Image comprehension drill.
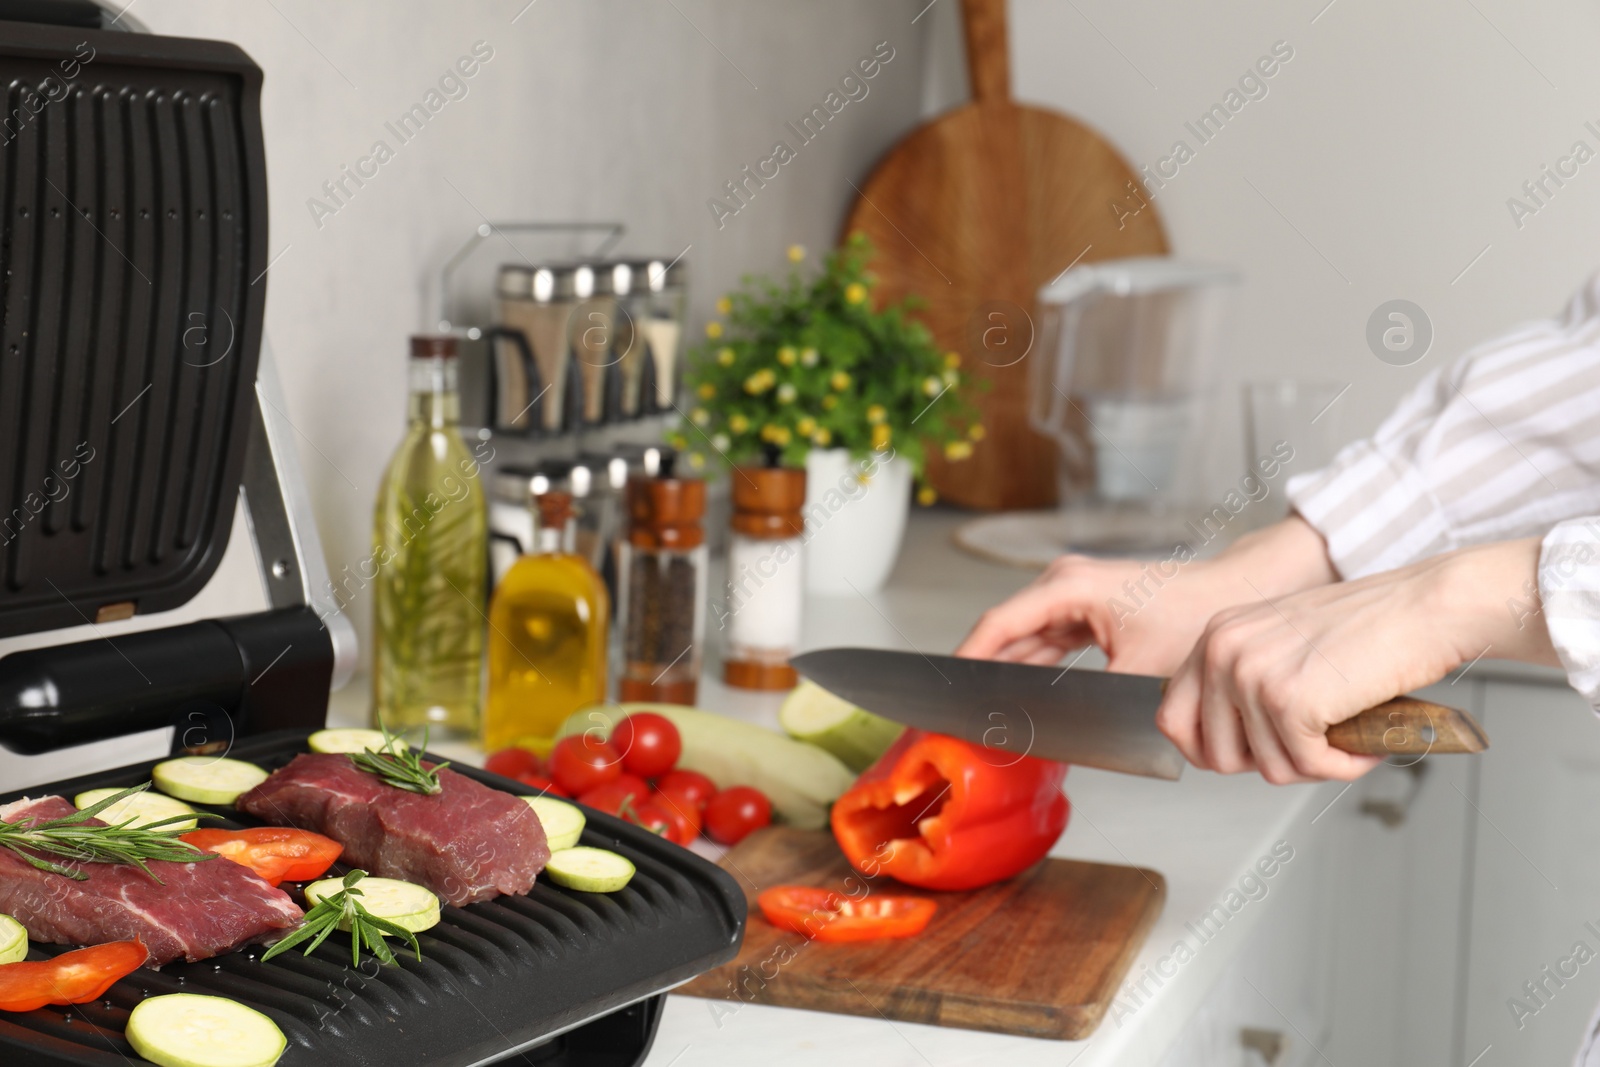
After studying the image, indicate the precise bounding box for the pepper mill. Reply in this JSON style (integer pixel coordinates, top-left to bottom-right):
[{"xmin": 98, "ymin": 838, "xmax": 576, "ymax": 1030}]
[{"xmin": 617, "ymin": 475, "xmax": 708, "ymax": 704}]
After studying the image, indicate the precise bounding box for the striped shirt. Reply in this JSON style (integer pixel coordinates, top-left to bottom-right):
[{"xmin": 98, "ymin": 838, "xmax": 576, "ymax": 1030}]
[{"xmin": 1286, "ymin": 271, "xmax": 1600, "ymax": 709}]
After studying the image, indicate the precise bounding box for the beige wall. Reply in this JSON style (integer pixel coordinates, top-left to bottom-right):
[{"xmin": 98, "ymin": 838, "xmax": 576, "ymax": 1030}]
[
  {"xmin": 129, "ymin": 0, "xmax": 937, "ymax": 665},
  {"xmin": 113, "ymin": 0, "xmax": 1600, "ymax": 648},
  {"xmin": 1002, "ymin": 0, "xmax": 1600, "ymax": 485}
]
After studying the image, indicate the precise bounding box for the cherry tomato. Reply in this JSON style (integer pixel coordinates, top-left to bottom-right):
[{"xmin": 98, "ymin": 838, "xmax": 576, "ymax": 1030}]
[
  {"xmin": 611, "ymin": 772, "xmax": 652, "ymax": 799},
  {"xmin": 578, "ymin": 777, "xmax": 652, "ymax": 815},
  {"xmin": 656, "ymin": 769, "xmax": 716, "ymax": 814},
  {"xmin": 651, "ymin": 789, "xmax": 702, "ymax": 846},
  {"xmin": 548, "ymin": 735, "xmax": 622, "ymax": 796},
  {"xmin": 704, "ymin": 786, "xmax": 772, "ymax": 845},
  {"xmin": 625, "ymin": 798, "xmax": 675, "ymax": 838},
  {"xmin": 611, "ymin": 713, "xmax": 682, "ymax": 779},
  {"xmin": 0, "ymin": 940, "xmax": 148, "ymax": 1012},
  {"xmin": 180, "ymin": 828, "xmax": 343, "ymax": 886},
  {"xmin": 758, "ymin": 886, "xmax": 937, "ymax": 943},
  {"xmin": 516, "ymin": 773, "xmax": 568, "ymax": 798},
  {"xmin": 485, "ymin": 747, "xmax": 541, "ymax": 780}
]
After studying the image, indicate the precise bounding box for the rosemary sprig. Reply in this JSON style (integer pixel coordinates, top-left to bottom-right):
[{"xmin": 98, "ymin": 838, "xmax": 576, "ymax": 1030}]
[
  {"xmin": 348, "ymin": 724, "xmax": 446, "ymax": 796},
  {"xmin": 261, "ymin": 869, "xmax": 422, "ymax": 968},
  {"xmin": 0, "ymin": 783, "xmax": 216, "ymax": 882}
]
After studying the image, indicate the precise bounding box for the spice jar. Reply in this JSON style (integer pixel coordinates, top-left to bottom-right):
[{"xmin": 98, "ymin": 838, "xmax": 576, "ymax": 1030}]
[
  {"xmin": 497, "ymin": 265, "xmax": 568, "ymax": 431},
  {"xmin": 633, "ymin": 257, "xmax": 688, "ymax": 413},
  {"xmin": 618, "ymin": 474, "xmax": 707, "ymax": 704},
  {"xmin": 723, "ymin": 466, "xmax": 806, "ymax": 690}
]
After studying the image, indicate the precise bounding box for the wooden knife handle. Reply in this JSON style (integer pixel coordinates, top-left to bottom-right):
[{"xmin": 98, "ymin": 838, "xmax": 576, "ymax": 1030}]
[
  {"xmin": 961, "ymin": 0, "xmax": 1011, "ymax": 103},
  {"xmin": 1325, "ymin": 696, "xmax": 1489, "ymax": 756}
]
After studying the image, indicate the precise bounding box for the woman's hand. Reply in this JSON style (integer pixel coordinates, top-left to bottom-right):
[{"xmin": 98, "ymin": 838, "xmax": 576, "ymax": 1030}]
[
  {"xmin": 1156, "ymin": 537, "xmax": 1559, "ymax": 783},
  {"xmin": 955, "ymin": 516, "xmax": 1338, "ymax": 677}
]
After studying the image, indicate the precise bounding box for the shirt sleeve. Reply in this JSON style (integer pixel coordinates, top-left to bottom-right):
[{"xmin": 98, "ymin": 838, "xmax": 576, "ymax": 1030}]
[
  {"xmin": 1539, "ymin": 517, "xmax": 1600, "ymax": 709},
  {"xmin": 1287, "ymin": 271, "xmax": 1600, "ymax": 579}
]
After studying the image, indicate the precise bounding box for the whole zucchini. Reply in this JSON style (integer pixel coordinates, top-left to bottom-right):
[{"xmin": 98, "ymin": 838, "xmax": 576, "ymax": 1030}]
[{"xmin": 556, "ymin": 703, "xmax": 855, "ymax": 830}]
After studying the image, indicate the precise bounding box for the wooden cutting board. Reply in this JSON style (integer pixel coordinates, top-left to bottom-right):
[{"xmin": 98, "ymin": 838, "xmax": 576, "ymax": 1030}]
[
  {"xmin": 678, "ymin": 828, "xmax": 1166, "ymax": 1040},
  {"xmin": 843, "ymin": 0, "xmax": 1168, "ymax": 510}
]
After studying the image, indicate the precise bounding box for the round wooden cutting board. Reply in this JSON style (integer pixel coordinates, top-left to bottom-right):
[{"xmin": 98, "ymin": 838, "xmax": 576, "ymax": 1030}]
[{"xmin": 843, "ymin": 0, "xmax": 1168, "ymax": 510}]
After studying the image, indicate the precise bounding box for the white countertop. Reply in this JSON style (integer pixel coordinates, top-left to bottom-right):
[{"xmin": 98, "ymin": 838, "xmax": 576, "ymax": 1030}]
[{"xmin": 320, "ymin": 510, "xmax": 1399, "ymax": 1064}]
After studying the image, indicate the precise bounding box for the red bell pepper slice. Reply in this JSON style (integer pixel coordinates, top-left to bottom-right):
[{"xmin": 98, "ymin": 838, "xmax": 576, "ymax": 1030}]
[
  {"xmin": 831, "ymin": 729, "xmax": 1069, "ymax": 891},
  {"xmin": 758, "ymin": 885, "xmax": 937, "ymax": 943},
  {"xmin": 180, "ymin": 827, "xmax": 343, "ymax": 886},
  {"xmin": 0, "ymin": 940, "xmax": 148, "ymax": 1012}
]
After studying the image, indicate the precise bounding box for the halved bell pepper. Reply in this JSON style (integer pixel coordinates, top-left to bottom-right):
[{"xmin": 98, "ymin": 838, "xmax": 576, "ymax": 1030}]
[
  {"xmin": 179, "ymin": 827, "xmax": 343, "ymax": 887},
  {"xmin": 0, "ymin": 940, "xmax": 148, "ymax": 1012},
  {"xmin": 830, "ymin": 729, "xmax": 1069, "ymax": 891},
  {"xmin": 757, "ymin": 885, "xmax": 937, "ymax": 942}
]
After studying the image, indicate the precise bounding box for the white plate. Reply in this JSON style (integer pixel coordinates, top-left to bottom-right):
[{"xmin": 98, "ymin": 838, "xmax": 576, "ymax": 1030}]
[{"xmin": 953, "ymin": 505, "xmax": 1223, "ymax": 569}]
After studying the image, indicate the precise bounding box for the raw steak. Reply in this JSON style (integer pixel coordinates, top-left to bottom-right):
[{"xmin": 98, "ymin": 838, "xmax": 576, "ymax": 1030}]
[
  {"xmin": 0, "ymin": 796, "xmax": 303, "ymax": 966},
  {"xmin": 238, "ymin": 753, "xmax": 549, "ymax": 906}
]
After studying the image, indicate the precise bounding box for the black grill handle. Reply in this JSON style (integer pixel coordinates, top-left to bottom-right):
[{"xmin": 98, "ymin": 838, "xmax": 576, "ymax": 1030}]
[
  {"xmin": 0, "ymin": 606, "xmax": 332, "ymax": 755},
  {"xmin": 0, "ymin": 0, "xmax": 102, "ymax": 27}
]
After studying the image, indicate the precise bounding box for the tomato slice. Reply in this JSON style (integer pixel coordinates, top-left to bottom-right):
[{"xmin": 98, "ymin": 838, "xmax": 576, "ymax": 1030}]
[
  {"xmin": 757, "ymin": 886, "xmax": 937, "ymax": 943},
  {"xmin": 180, "ymin": 827, "xmax": 343, "ymax": 886},
  {"xmin": 0, "ymin": 940, "xmax": 147, "ymax": 1012}
]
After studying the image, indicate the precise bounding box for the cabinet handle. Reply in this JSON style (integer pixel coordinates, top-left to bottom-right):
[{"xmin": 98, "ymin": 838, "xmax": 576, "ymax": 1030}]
[
  {"xmin": 1241, "ymin": 1027, "xmax": 1286, "ymax": 1065},
  {"xmin": 1359, "ymin": 761, "xmax": 1430, "ymax": 828}
]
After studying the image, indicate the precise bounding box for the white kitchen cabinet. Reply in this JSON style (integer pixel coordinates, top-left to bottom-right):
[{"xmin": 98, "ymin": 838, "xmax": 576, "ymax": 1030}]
[
  {"xmin": 1153, "ymin": 821, "xmax": 1335, "ymax": 1067},
  {"xmin": 1458, "ymin": 676, "xmax": 1600, "ymax": 1065},
  {"xmin": 1154, "ymin": 672, "xmax": 1600, "ymax": 1067},
  {"xmin": 1157, "ymin": 680, "xmax": 1481, "ymax": 1067}
]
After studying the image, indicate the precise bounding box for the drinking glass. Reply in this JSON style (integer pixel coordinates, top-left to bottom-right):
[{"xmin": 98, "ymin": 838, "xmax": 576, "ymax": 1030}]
[{"xmin": 1242, "ymin": 380, "xmax": 1347, "ymax": 511}]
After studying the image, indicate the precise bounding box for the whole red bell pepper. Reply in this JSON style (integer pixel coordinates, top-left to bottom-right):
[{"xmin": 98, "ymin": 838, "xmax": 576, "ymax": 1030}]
[{"xmin": 830, "ymin": 729, "xmax": 1069, "ymax": 891}]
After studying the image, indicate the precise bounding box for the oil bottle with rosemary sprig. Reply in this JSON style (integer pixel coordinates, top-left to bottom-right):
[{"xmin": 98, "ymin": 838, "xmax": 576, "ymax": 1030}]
[{"xmin": 371, "ymin": 335, "xmax": 488, "ymax": 742}]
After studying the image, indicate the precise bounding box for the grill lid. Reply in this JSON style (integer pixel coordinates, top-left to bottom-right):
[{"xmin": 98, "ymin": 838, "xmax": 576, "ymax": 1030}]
[{"xmin": 0, "ymin": 16, "xmax": 268, "ymax": 638}]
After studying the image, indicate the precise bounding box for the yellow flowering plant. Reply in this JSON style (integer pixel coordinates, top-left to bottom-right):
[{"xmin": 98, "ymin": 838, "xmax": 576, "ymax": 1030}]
[{"xmin": 677, "ymin": 233, "xmax": 979, "ymax": 485}]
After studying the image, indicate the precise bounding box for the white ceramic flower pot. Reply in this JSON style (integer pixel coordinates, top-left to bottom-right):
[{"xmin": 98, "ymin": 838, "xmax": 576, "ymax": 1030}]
[{"xmin": 802, "ymin": 448, "xmax": 913, "ymax": 596}]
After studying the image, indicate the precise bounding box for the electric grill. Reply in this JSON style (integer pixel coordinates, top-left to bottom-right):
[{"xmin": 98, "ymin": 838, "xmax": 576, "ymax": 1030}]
[{"xmin": 0, "ymin": 5, "xmax": 744, "ymax": 1064}]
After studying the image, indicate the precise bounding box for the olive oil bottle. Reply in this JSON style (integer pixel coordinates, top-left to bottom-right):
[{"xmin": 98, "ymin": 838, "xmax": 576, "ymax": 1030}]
[
  {"xmin": 484, "ymin": 489, "xmax": 609, "ymax": 753},
  {"xmin": 371, "ymin": 335, "xmax": 488, "ymax": 740}
]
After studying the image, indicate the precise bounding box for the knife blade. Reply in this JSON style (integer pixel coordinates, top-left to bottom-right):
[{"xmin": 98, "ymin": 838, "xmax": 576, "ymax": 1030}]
[{"xmin": 789, "ymin": 647, "xmax": 1489, "ymax": 780}]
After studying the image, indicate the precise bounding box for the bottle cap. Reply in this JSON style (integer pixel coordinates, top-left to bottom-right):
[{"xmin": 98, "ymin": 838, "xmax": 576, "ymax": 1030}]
[
  {"xmin": 410, "ymin": 335, "xmax": 458, "ymax": 360},
  {"xmin": 496, "ymin": 265, "xmax": 533, "ymax": 299},
  {"xmin": 534, "ymin": 489, "xmax": 575, "ymax": 529},
  {"xmin": 632, "ymin": 258, "xmax": 688, "ymax": 293}
]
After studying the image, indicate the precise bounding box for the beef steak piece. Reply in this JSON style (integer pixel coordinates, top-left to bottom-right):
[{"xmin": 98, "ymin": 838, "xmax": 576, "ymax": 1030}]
[
  {"xmin": 238, "ymin": 753, "xmax": 549, "ymax": 906},
  {"xmin": 0, "ymin": 796, "xmax": 303, "ymax": 966}
]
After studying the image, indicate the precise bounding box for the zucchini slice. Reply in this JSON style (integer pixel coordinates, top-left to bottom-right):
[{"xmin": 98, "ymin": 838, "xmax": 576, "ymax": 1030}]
[
  {"xmin": 525, "ymin": 796, "xmax": 585, "ymax": 851},
  {"xmin": 126, "ymin": 993, "xmax": 286, "ymax": 1067},
  {"xmin": 304, "ymin": 876, "xmax": 441, "ymax": 934},
  {"xmin": 74, "ymin": 787, "xmax": 198, "ymax": 831},
  {"xmin": 151, "ymin": 757, "xmax": 269, "ymax": 806},
  {"xmin": 307, "ymin": 728, "xmax": 389, "ymax": 754},
  {"xmin": 545, "ymin": 847, "xmax": 635, "ymax": 893},
  {"xmin": 0, "ymin": 914, "xmax": 27, "ymax": 964}
]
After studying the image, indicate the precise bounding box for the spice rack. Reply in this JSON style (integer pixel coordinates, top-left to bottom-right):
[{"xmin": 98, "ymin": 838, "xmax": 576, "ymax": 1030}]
[{"xmin": 436, "ymin": 221, "xmax": 687, "ymax": 460}]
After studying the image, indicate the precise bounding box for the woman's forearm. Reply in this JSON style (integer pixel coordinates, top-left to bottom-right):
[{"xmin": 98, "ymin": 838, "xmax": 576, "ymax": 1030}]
[
  {"xmin": 1429, "ymin": 537, "xmax": 1561, "ymax": 668},
  {"xmin": 1155, "ymin": 534, "xmax": 1559, "ymax": 783},
  {"xmin": 1213, "ymin": 514, "xmax": 1339, "ymax": 598}
]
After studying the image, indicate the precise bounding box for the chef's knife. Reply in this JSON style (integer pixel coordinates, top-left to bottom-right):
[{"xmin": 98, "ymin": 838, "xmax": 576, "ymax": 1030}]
[{"xmin": 789, "ymin": 647, "xmax": 1488, "ymax": 781}]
